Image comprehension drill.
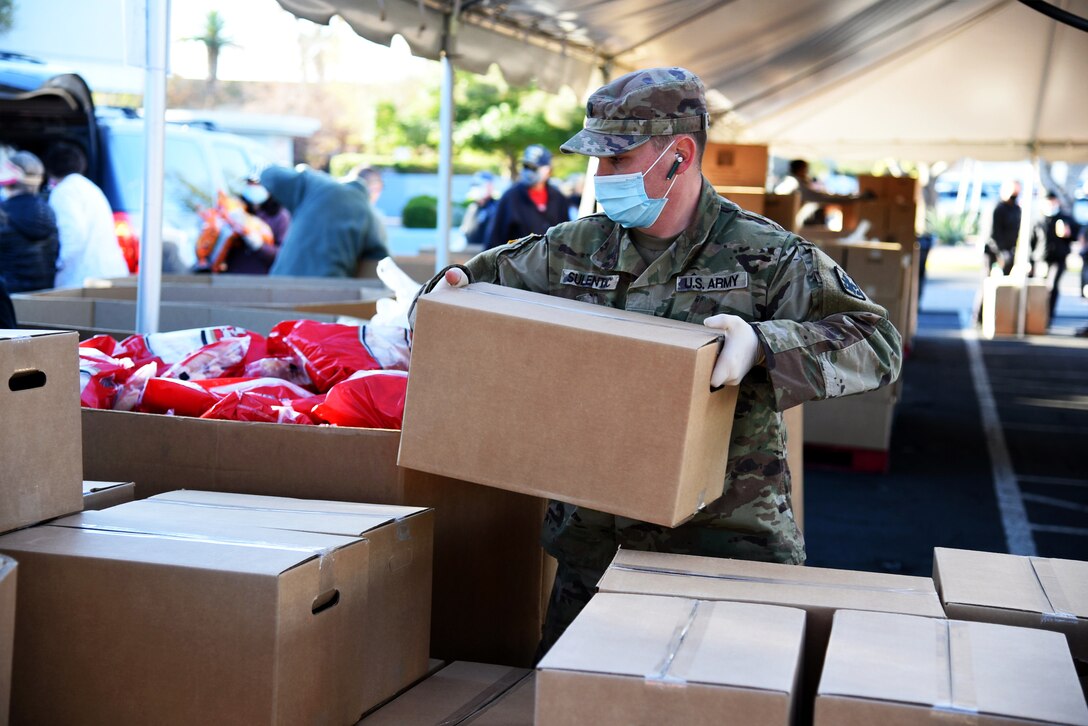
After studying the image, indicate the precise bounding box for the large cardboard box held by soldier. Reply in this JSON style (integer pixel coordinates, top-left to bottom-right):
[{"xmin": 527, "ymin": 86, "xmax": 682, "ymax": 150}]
[
  {"xmin": 0, "ymin": 512, "xmax": 374, "ymax": 725},
  {"xmin": 65, "ymin": 491, "xmax": 434, "ymax": 712},
  {"xmin": 81, "ymin": 408, "xmax": 549, "ymax": 667},
  {"xmin": 815, "ymin": 610, "xmax": 1088, "ymax": 726},
  {"xmin": 0, "ymin": 556, "xmax": 15, "ymax": 726},
  {"xmin": 536, "ymin": 593, "xmax": 804, "ymax": 726},
  {"xmin": 358, "ymin": 662, "xmax": 534, "ymax": 725},
  {"xmin": 596, "ymin": 550, "xmax": 945, "ymax": 713},
  {"xmin": 933, "ymin": 548, "xmax": 1088, "ymax": 665},
  {"xmin": 400, "ymin": 283, "xmax": 740, "ymax": 528},
  {"xmin": 0, "ymin": 330, "xmax": 83, "ymax": 534}
]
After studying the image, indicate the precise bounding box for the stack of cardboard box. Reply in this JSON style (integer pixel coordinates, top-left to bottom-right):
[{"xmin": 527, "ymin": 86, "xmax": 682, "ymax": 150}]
[{"xmin": 704, "ymin": 142, "xmax": 769, "ymax": 215}]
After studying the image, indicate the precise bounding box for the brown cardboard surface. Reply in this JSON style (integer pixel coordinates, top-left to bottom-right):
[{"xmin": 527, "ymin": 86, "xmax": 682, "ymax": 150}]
[
  {"xmin": 36, "ymin": 282, "xmax": 385, "ymax": 305},
  {"xmin": 58, "ymin": 491, "xmax": 433, "ymax": 711},
  {"xmin": 803, "ymin": 391, "xmax": 897, "ymax": 451},
  {"xmin": 81, "ymin": 408, "xmax": 549, "ymax": 666},
  {"xmin": 933, "ymin": 547, "xmax": 1088, "ymax": 663},
  {"xmin": 357, "ymin": 662, "xmax": 532, "ymax": 725},
  {"xmin": 816, "ymin": 610, "xmax": 1088, "ymax": 726},
  {"xmin": 783, "ymin": 404, "xmax": 804, "ymax": 532},
  {"xmin": 81, "ymin": 480, "xmax": 135, "ymax": 510},
  {"xmin": 0, "ymin": 518, "xmax": 372, "ymax": 725},
  {"xmin": 0, "ymin": 556, "xmax": 15, "ymax": 726},
  {"xmin": 399, "ymin": 283, "xmax": 739, "ymax": 527},
  {"xmin": 716, "ymin": 189, "xmax": 765, "ymax": 215},
  {"xmin": 982, "ymin": 278, "xmax": 1050, "ymax": 338},
  {"xmin": 0, "ymin": 330, "xmax": 83, "ymax": 533},
  {"xmin": 763, "ymin": 192, "xmax": 802, "ymax": 232},
  {"xmin": 597, "ymin": 549, "xmax": 945, "ymax": 717},
  {"xmin": 702, "ymin": 143, "xmax": 768, "ymax": 188},
  {"xmin": 537, "ymin": 594, "xmax": 802, "ymax": 726}
]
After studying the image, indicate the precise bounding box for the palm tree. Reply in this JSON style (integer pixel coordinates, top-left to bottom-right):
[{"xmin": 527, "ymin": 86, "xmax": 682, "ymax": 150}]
[{"xmin": 185, "ymin": 11, "xmax": 237, "ymax": 98}]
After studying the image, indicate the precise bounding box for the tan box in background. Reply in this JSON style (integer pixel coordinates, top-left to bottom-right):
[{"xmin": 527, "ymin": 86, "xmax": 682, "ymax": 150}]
[
  {"xmin": 70, "ymin": 491, "xmax": 434, "ymax": 711},
  {"xmin": 0, "ymin": 330, "xmax": 82, "ymax": 534},
  {"xmin": 702, "ymin": 143, "xmax": 768, "ymax": 188},
  {"xmin": 933, "ymin": 547, "xmax": 1088, "ymax": 664},
  {"xmin": 981, "ymin": 277, "xmax": 1049, "ymax": 338},
  {"xmin": 0, "ymin": 517, "xmax": 371, "ymax": 725},
  {"xmin": 400, "ymin": 283, "xmax": 739, "ymax": 528},
  {"xmin": 536, "ymin": 593, "xmax": 804, "ymax": 726},
  {"xmin": 763, "ymin": 192, "xmax": 802, "ymax": 232},
  {"xmin": 803, "ymin": 392, "xmax": 897, "ymax": 452},
  {"xmin": 357, "ymin": 662, "xmax": 533, "ymax": 726},
  {"xmin": 81, "ymin": 480, "xmax": 135, "ymax": 511},
  {"xmin": 82, "ymin": 408, "xmax": 549, "ymax": 667},
  {"xmin": 596, "ymin": 549, "xmax": 945, "ymax": 712},
  {"xmin": 718, "ymin": 190, "xmax": 765, "ymax": 215},
  {"xmin": 0, "ymin": 556, "xmax": 15, "ymax": 726},
  {"xmin": 816, "ymin": 610, "xmax": 1088, "ymax": 726}
]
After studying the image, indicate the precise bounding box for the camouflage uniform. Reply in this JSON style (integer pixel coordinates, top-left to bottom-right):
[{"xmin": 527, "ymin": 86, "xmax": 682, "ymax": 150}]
[{"xmin": 419, "ymin": 67, "xmax": 903, "ymax": 654}]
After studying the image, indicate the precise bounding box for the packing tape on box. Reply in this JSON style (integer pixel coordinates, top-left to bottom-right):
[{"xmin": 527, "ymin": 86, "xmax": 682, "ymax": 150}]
[
  {"xmin": 435, "ymin": 668, "xmax": 531, "ymax": 726},
  {"xmin": 647, "ymin": 599, "xmax": 712, "ymax": 686},
  {"xmin": 934, "ymin": 620, "xmax": 978, "ymax": 717},
  {"xmin": 1030, "ymin": 557, "xmax": 1080, "ymax": 624},
  {"xmin": 148, "ymin": 496, "xmax": 423, "ymax": 530},
  {"xmin": 610, "ymin": 562, "xmax": 936, "ymax": 596},
  {"xmin": 51, "ymin": 522, "xmax": 340, "ymax": 558}
]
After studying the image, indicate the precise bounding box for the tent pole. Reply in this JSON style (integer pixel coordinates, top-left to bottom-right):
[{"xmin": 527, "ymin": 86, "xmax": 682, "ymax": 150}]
[
  {"xmin": 435, "ymin": 14, "xmax": 455, "ymax": 275},
  {"xmin": 136, "ymin": 0, "xmax": 169, "ymax": 335}
]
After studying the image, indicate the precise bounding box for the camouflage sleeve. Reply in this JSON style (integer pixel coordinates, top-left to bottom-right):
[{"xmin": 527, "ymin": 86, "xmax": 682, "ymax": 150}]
[{"xmin": 753, "ymin": 237, "xmax": 903, "ymax": 411}]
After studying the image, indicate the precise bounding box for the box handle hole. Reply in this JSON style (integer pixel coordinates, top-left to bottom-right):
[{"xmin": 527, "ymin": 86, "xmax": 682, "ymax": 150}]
[
  {"xmin": 9, "ymin": 369, "xmax": 46, "ymax": 392},
  {"xmin": 311, "ymin": 589, "xmax": 340, "ymax": 615}
]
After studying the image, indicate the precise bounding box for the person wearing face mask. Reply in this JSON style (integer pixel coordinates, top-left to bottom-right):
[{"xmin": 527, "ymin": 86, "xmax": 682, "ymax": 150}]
[
  {"xmin": 0, "ymin": 150, "xmax": 59, "ymax": 293},
  {"xmin": 1030, "ymin": 192, "xmax": 1074, "ymax": 323},
  {"xmin": 484, "ymin": 145, "xmax": 570, "ymax": 250},
  {"xmin": 415, "ymin": 67, "xmax": 902, "ymax": 654}
]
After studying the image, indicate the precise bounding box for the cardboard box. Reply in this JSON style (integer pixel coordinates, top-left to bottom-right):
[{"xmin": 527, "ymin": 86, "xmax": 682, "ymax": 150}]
[
  {"xmin": 702, "ymin": 143, "xmax": 768, "ymax": 188},
  {"xmin": 0, "ymin": 516, "xmax": 372, "ymax": 725},
  {"xmin": 981, "ymin": 277, "xmax": 1049, "ymax": 338},
  {"xmin": 67, "ymin": 490, "xmax": 433, "ymax": 710},
  {"xmin": 400, "ymin": 283, "xmax": 739, "ymax": 528},
  {"xmin": 357, "ymin": 662, "xmax": 533, "ymax": 725},
  {"xmin": 783, "ymin": 404, "xmax": 804, "ymax": 532},
  {"xmin": 717, "ymin": 189, "xmax": 765, "ymax": 215},
  {"xmin": 596, "ymin": 549, "xmax": 945, "ymax": 712},
  {"xmin": 81, "ymin": 480, "xmax": 135, "ymax": 510},
  {"xmin": 803, "ymin": 391, "xmax": 897, "ymax": 451},
  {"xmin": 536, "ymin": 593, "xmax": 804, "ymax": 726},
  {"xmin": 0, "ymin": 330, "xmax": 83, "ymax": 533},
  {"xmin": 933, "ymin": 547, "xmax": 1088, "ymax": 663},
  {"xmin": 763, "ymin": 192, "xmax": 802, "ymax": 232},
  {"xmin": 0, "ymin": 556, "xmax": 15, "ymax": 726},
  {"xmin": 82, "ymin": 408, "xmax": 549, "ymax": 667},
  {"xmin": 816, "ymin": 610, "xmax": 1088, "ymax": 726}
]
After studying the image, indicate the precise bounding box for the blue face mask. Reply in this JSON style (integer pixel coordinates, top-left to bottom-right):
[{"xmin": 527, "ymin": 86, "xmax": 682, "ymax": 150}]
[
  {"xmin": 519, "ymin": 168, "xmax": 541, "ymax": 186},
  {"xmin": 594, "ymin": 142, "xmax": 679, "ymax": 229}
]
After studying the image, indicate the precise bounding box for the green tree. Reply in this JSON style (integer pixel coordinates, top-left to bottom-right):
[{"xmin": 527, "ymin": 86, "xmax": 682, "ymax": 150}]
[
  {"xmin": 185, "ymin": 11, "xmax": 237, "ymax": 98},
  {"xmin": 0, "ymin": 0, "xmax": 14, "ymax": 34}
]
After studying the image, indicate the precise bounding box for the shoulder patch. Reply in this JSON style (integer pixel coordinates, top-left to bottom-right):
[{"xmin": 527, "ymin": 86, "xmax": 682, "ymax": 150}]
[{"xmin": 835, "ymin": 267, "xmax": 867, "ymax": 301}]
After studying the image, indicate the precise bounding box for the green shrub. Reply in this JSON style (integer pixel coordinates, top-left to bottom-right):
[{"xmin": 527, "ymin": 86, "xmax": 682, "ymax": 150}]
[
  {"xmin": 926, "ymin": 210, "xmax": 979, "ymax": 245},
  {"xmin": 402, "ymin": 195, "xmax": 438, "ymax": 228}
]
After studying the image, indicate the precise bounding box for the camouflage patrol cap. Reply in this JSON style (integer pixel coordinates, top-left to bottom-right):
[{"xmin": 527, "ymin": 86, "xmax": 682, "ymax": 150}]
[{"xmin": 561, "ymin": 67, "xmax": 709, "ymax": 157}]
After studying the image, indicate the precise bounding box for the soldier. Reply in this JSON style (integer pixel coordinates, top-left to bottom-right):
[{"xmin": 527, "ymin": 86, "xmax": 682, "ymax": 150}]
[{"xmin": 418, "ymin": 67, "xmax": 902, "ymax": 654}]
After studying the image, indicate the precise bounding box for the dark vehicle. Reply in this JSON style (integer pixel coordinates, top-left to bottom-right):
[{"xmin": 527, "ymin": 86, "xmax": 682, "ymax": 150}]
[{"xmin": 0, "ymin": 52, "xmax": 267, "ymax": 272}]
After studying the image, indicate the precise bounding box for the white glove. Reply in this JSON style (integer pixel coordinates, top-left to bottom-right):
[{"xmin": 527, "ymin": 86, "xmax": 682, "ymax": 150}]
[
  {"xmin": 704, "ymin": 314, "xmax": 762, "ymax": 387},
  {"xmin": 432, "ymin": 267, "xmax": 469, "ymax": 291}
]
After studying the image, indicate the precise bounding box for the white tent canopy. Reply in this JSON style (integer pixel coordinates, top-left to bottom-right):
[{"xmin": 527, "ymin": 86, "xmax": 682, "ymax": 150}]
[{"xmin": 274, "ymin": 0, "xmax": 1088, "ymax": 163}]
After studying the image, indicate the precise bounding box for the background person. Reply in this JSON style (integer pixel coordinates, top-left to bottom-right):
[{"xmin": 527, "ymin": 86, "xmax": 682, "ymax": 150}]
[
  {"xmin": 987, "ymin": 180, "xmax": 1021, "ymax": 277},
  {"xmin": 460, "ymin": 171, "xmax": 498, "ymax": 249},
  {"xmin": 421, "ymin": 67, "xmax": 902, "ymax": 654},
  {"xmin": 0, "ymin": 150, "xmax": 58, "ymax": 293},
  {"xmin": 1031, "ymin": 192, "xmax": 1074, "ymax": 323},
  {"xmin": 484, "ymin": 144, "xmax": 569, "ymax": 249},
  {"xmin": 44, "ymin": 141, "xmax": 129, "ymax": 288},
  {"xmin": 260, "ymin": 164, "xmax": 388, "ymax": 278}
]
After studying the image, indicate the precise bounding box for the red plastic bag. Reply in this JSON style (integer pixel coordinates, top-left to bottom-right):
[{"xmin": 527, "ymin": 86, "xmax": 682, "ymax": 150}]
[
  {"xmin": 162, "ymin": 337, "xmax": 250, "ymax": 381},
  {"xmin": 242, "ymin": 356, "xmax": 312, "ymax": 389},
  {"xmin": 312, "ymin": 370, "xmax": 408, "ymax": 429},
  {"xmin": 200, "ymin": 391, "xmax": 314, "ymax": 425},
  {"xmin": 141, "ymin": 377, "xmax": 220, "ymax": 417},
  {"xmin": 198, "ymin": 376, "xmax": 313, "ymax": 401},
  {"xmin": 268, "ymin": 320, "xmax": 382, "ymax": 392},
  {"xmin": 112, "ymin": 362, "xmax": 157, "ymax": 411},
  {"xmin": 119, "ymin": 326, "xmax": 252, "ymax": 366},
  {"xmin": 79, "ymin": 334, "xmax": 122, "ymax": 357},
  {"xmin": 78, "ymin": 348, "xmax": 133, "ymax": 409}
]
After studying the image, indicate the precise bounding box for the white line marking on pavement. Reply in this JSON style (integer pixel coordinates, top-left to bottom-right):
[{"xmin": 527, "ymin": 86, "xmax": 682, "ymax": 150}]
[
  {"xmin": 1019, "ymin": 475, "xmax": 1088, "ymax": 488},
  {"xmin": 960, "ymin": 312, "xmax": 1037, "ymax": 556},
  {"xmin": 1031, "ymin": 524, "xmax": 1088, "ymax": 537},
  {"xmin": 1021, "ymin": 493, "xmax": 1088, "ymax": 514}
]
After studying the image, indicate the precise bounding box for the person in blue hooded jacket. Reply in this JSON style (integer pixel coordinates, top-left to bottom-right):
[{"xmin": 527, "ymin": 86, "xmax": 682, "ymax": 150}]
[
  {"xmin": 485, "ymin": 145, "xmax": 570, "ymax": 250},
  {"xmin": 259, "ymin": 164, "xmax": 388, "ymax": 277},
  {"xmin": 0, "ymin": 150, "xmax": 58, "ymax": 293}
]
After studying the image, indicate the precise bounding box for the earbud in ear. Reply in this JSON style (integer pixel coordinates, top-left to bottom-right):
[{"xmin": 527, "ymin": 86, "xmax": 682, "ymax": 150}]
[{"xmin": 666, "ymin": 155, "xmax": 683, "ymax": 180}]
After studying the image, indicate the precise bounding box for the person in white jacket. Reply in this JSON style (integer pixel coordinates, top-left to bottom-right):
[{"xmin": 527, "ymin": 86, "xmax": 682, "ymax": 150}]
[{"xmin": 44, "ymin": 141, "xmax": 129, "ymax": 288}]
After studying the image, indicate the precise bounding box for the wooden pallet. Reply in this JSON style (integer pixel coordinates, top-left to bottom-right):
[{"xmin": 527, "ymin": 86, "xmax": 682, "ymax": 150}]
[{"xmin": 803, "ymin": 443, "xmax": 890, "ymax": 474}]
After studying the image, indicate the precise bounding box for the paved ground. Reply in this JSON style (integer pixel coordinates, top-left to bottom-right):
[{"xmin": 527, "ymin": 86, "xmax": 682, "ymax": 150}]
[{"xmin": 805, "ymin": 245, "xmax": 1088, "ymax": 574}]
